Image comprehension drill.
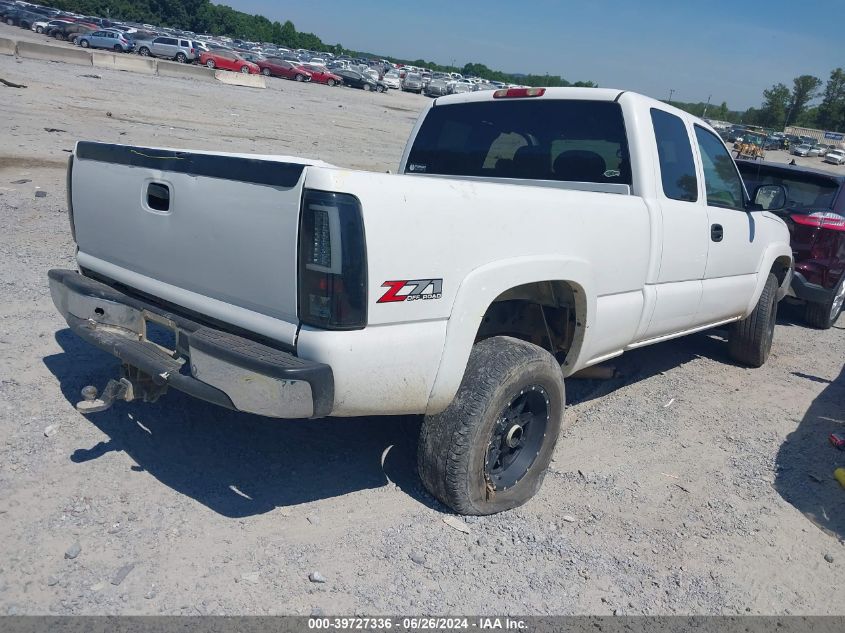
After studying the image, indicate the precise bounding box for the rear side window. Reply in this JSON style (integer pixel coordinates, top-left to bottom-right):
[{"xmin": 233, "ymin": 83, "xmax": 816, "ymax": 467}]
[
  {"xmin": 651, "ymin": 109, "xmax": 697, "ymax": 202},
  {"xmin": 406, "ymin": 99, "xmax": 631, "ymax": 185}
]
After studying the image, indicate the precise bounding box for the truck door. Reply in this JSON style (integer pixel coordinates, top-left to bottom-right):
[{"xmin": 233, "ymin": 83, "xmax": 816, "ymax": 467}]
[
  {"xmin": 640, "ymin": 108, "xmax": 709, "ymax": 339},
  {"xmin": 692, "ymin": 125, "xmax": 765, "ymax": 322}
]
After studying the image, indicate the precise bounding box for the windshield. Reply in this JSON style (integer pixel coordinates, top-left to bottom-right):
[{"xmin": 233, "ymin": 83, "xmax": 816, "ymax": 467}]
[
  {"xmin": 737, "ymin": 163, "xmax": 841, "ymax": 212},
  {"xmin": 406, "ymin": 99, "xmax": 631, "ymax": 185}
]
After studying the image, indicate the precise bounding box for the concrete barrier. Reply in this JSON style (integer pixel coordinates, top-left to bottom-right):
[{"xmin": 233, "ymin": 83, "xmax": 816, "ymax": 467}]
[
  {"xmin": 16, "ymin": 40, "xmax": 92, "ymax": 66},
  {"xmin": 214, "ymin": 70, "xmax": 266, "ymax": 89},
  {"xmin": 0, "ymin": 37, "xmax": 15, "ymax": 56},
  {"xmin": 92, "ymin": 51, "xmax": 158, "ymax": 74},
  {"xmin": 157, "ymin": 60, "xmax": 215, "ymax": 82}
]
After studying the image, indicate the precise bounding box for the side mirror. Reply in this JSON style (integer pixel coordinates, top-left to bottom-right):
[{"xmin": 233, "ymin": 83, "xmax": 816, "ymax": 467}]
[{"xmin": 749, "ymin": 184, "xmax": 786, "ymax": 211}]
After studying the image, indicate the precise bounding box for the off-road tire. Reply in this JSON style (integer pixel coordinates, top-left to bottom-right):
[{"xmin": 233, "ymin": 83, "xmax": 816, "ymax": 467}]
[
  {"xmin": 728, "ymin": 273, "xmax": 778, "ymax": 367},
  {"xmin": 418, "ymin": 336, "xmax": 566, "ymax": 515},
  {"xmin": 804, "ymin": 278, "xmax": 845, "ymax": 329}
]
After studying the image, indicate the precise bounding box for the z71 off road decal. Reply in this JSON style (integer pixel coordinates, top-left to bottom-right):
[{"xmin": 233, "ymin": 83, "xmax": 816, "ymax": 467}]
[{"xmin": 378, "ymin": 279, "xmax": 443, "ymax": 303}]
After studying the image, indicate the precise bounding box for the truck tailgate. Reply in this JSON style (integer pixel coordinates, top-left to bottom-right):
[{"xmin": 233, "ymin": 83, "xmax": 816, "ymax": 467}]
[{"xmin": 70, "ymin": 142, "xmax": 314, "ymax": 346}]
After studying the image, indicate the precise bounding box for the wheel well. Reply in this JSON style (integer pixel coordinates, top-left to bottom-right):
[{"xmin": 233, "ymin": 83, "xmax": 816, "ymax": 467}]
[
  {"xmin": 771, "ymin": 256, "xmax": 791, "ymax": 288},
  {"xmin": 476, "ymin": 281, "xmax": 585, "ymax": 368}
]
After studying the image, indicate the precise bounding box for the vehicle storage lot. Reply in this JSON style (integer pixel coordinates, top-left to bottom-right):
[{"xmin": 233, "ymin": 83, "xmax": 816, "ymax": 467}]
[{"xmin": 2, "ymin": 45, "xmax": 845, "ymax": 616}]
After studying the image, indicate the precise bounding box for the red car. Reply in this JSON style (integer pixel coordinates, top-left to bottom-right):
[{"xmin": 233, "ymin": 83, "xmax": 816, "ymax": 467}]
[
  {"xmin": 301, "ymin": 63, "xmax": 343, "ymax": 86},
  {"xmin": 256, "ymin": 57, "xmax": 312, "ymax": 82},
  {"xmin": 738, "ymin": 160, "xmax": 845, "ymax": 329},
  {"xmin": 199, "ymin": 51, "xmax": 259, "ymax": 74}
]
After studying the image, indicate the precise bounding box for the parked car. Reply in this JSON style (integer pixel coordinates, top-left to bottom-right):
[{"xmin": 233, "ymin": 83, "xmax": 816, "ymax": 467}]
[
  {"xmin": 301, "ymin": 64, "xmax": 342, "ymax": 86},
  {"xmin": 424, "ymin": 78, "xmax": 450, "ymax": 97},
  {"xmin": 402, "ymin": 72, "xmax": 423, "ymax": 93},
  {"xmin": 255, "ymin": 57, "xmax": 312, "ymax": 81},
  {"xmin": 78, "ymin": 30, "xmax": 133, "ymax": 52},
  {"xmin": 50, "ymin": 23, "xmax": 95, "ymax": 44},
  {"xmin": 792, "ymin": 144, "xmax": 815, "ymax": 157},
  {"xmin": 823, "ymin": 150, "xmax": 845, "ymax": 165},
  {"xmin": 336, "ymin": 69, "xmax": 386, "ymax": 92},
  {"xmin": 449, "ymin": 80, "xmax": 474, "ymax": 94},
  {"xmin": 4, "ymin": 8, "xmax": 43, "ymax": 29},
  {"xmin": 738, "ymin": 160, "xmax": 844, "ymax": 328},
  {"xmin": 382, "ymin": 70, "xmax": 401, "ymax": 89},
  {"xmin": 34, "ymin": 18, "xmax": 72, "ymax": 34},
  {"xmin": 136, "ymin": 36, "xmax": 197, "ymax": 63},
  {"xmin": 53, "ymin": 89, "xmax": 791, "ymax": 516},
  {"xmin": 198, "ymin": 50, "xmax": 259, "ymax": 73}
]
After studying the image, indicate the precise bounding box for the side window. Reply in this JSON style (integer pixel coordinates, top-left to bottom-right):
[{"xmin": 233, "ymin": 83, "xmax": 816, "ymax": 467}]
[
  {"xmin": 694, "ymin": 126, "xmax": 745, "ymax": 210},
  {"xmin": 650, "ymin": 109, "xmax": 697, "ymax": 202}
]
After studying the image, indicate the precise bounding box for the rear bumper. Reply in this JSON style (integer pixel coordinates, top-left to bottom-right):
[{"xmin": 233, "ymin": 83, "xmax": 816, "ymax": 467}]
[
  {"xmin": 48, "ymin": 269, "xmax": 334, "ymax": 419},
  {"xmin": 789, "ymin": 270, "xmax": 834, "ymax": 304}
]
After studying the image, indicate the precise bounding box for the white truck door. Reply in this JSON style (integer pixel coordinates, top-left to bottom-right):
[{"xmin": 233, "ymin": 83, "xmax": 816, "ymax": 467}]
[
  {"xmin": 640, "ymin": 108, "xmax": 709, "ymax": 339},
  {"xmin": 692, "ymin": 125, "xmax": 765, "ymax": 322}
]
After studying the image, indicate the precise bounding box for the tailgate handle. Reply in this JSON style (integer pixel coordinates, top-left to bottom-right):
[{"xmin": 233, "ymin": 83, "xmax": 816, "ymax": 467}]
[{"xmin": 147, "ymin": 182, "xmax": 170, "ymax": 212}]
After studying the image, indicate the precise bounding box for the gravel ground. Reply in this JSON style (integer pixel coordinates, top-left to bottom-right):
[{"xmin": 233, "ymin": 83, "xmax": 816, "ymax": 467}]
[{"xmin": 1, "ymin": 26, "xmax": 845, "ymax": 616}]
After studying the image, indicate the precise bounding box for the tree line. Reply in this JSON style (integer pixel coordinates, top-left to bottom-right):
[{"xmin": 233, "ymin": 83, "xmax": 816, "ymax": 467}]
[
  {"xmin": 670, "ymin": 68, "xmax": 845, "ymax": 133},
  {"xmin": 48, "ymin": 0, "xmax": 595, "ymax": 87}
]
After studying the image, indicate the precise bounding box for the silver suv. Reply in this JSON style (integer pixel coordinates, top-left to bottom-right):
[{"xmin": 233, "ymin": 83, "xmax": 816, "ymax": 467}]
[{"xmin": 137, "ymin": 36, "xmax": 197, "ymax": 63}]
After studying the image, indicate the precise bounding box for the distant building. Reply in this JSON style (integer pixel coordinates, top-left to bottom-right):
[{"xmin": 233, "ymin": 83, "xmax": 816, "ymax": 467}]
[{"xmin": 784, "ymin": 125, "xmax": 845, "ymax": 144}]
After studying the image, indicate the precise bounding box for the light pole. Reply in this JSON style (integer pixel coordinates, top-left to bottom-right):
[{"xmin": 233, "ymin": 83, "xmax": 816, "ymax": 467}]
[
  {"xmin": 702, "ymin": 94, "xmax": 711, "ymax": 118},
  {"xmin": 668, "ymin": 88, "xmax": 675, "ymax": 105}
]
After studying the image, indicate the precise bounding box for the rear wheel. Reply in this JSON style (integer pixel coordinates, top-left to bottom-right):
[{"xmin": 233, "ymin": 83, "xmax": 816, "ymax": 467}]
[
  {"xmin": 418, "ymin": 336, "xmax": 566, "ymax": 515},
  {"xmin": 205, "ymin": 59, "xmax": 215, "ymax": 68},
  {"xmin": 728, "ymin": 273, "xmax": 778, "ymax": 367},
  {"xmin": 261, "ymin": 67, "xmax": 271, "ymax": 76},
  {"xmin": 113, "ymin": 44, "xmax": 122, "ymax": 52},
  {"xmin": 363, "ymin": 83, "xmax": 371, "ymax": 91},
  {"xmin": 5, "ymin": 18, "xmax": 13, "ymax": 26},
  {"xmin": 79, "ymin": 39, "xmax": 89, "ymax": 48},
  {"xmin": 138, "ymin": 46, "xmax": 150, "ymax": 56},
  {"xmin": 804, "ymin": 279, "xmax": 845, "ymax": 329},
  {"xmin": 175, "ymin": 52, "xmax": 187, "ymax": 63}
]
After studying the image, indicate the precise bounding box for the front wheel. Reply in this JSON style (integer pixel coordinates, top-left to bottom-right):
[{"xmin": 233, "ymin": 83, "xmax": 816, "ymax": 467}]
[
  {"xmin": 294, "ymin": 74, "xmax": 304, "ymax": 82},
  {"xmin": 240, "ymin": 65, "xmax": 249, "ymax": 73},
  {"xmin": 327, "ymin": 79, "xmax": 335, "ymax": 86},
  {"xmin": 418, "ymin": 336, "xmax": 566, "ymax": 515},
  {"xmin": 728, "ymin": 273, "xmax": 778, "ymax": 367},
  {"xmin": 376, "ymin": 85, "xmax": 385, "ymax": 93},
  {"xmin": 804, "ymin": 279, "xmax": 845, "ymax": 329},
  {"xmin": 36, "ymin": 26, "xmax": 43, "ymax": 33}
]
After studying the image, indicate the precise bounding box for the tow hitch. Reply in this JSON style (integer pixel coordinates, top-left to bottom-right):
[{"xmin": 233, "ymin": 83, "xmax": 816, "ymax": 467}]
[{"xmin": 76, "ymin": 365, "xmax": 168, "ymax": 414}]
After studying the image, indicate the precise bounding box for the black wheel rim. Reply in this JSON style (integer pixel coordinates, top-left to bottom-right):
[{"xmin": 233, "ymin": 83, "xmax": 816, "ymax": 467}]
[{"xmin": 485, "ymin": 385, "xmax": 550, "ymax": 490}]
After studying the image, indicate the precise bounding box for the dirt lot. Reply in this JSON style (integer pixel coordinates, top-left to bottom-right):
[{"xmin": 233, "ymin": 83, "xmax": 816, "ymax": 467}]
[{"xmin": 1, "ymin": 26, "xmax": 845, "ymax": 616}]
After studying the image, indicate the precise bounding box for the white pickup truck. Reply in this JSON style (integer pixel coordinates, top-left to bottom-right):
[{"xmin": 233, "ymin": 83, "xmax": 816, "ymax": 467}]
[{"xmin": 49, "ymin": 87, "xmax": 793, "ymax": 515}]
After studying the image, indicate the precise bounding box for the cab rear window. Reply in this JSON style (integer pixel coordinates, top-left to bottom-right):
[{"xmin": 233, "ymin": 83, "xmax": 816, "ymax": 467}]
[{"xmin": 405, "ymin": 99, "xmax": 631, "ymax": 185}]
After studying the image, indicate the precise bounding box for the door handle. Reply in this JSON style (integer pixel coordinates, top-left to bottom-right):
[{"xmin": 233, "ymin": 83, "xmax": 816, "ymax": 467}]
[{"xmin": 711, "ymin": 224, "xmax": 724, "ymax": 242}]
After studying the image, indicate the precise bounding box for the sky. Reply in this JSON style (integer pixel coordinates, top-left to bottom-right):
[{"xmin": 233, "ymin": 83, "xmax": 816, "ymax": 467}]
[{"xmin": 224, "ymin": 0, "xmax": 843, "ymax": 110}]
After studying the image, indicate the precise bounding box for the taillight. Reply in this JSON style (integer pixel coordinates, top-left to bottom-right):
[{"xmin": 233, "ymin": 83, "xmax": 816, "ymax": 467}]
[
  {"xmin": 66, "ymin": 154, "xmax": 76, "ymax": 242},
  {"xmin": 791, "ymin": 212, "xmax": 845, "ymax": 232},
  {"xmin": 493, "ymin": 87, "xmax": 546, "ymax": 98},
  {"xmin": 298, "ymin": 190, "xmax": 367, "ymax": 329}
]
